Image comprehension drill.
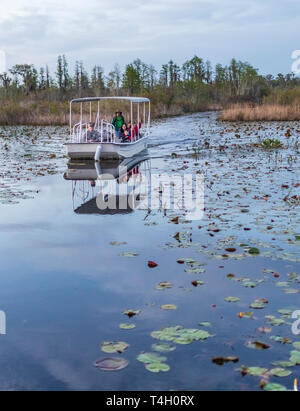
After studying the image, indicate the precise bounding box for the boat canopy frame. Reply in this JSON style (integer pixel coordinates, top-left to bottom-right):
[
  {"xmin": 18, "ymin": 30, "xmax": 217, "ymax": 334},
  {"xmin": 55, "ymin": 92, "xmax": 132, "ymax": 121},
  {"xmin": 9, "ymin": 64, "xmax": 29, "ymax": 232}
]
[{"xmin": 69, "ymin": 96, "xmax": 151, "ymax": 143}]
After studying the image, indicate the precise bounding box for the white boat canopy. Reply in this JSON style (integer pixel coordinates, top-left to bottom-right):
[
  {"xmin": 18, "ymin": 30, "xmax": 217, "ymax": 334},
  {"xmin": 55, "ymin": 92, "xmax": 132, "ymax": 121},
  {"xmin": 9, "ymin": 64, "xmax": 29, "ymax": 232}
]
[
  {"xmin": 69, "ymin": 96, "xmax": 151, "ymax": 144},
  {"xmin": 71, "ymin": 96, "xmax": 150, "ymax": 104}
]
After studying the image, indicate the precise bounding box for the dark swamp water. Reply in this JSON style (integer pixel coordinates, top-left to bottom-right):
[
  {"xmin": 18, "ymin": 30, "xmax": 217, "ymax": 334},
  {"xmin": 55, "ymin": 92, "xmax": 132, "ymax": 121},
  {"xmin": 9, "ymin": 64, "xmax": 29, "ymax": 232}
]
[{"xmin": 0, "ymin": 112, "xmax": 299, "ymax": 391}]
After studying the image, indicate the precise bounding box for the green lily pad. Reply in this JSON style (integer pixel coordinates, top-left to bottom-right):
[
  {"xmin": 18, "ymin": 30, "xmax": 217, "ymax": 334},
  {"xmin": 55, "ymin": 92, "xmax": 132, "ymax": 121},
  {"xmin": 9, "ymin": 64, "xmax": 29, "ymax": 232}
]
[
  {"xmin": 152, "ymin": 343, "xmax": 176, "ymax": 353},
  {"xmin": 293, "ymin": 342, "xmax": 300, "ymax": 350},
  {"xmin": 119, "ymin": 252, "xmax": 139, "ymax": 257},
  {"xmin": 276, "ymin": 282, "xmax": 289, "ymax": 288},
  {"xmin": 199, "ymin": 322, "xmax": 212, "ymax": 328},
  {"xmin": 145, "ymin": 363, "xmax": 170, "ymax": 373},
  {"xmin": 284, "ymin": 288, "xmax": 299, "ymax": 294},
  {"xmin": 249, "ymin": 299, "xmax": 268, "ymax": 309},
  {"xmin": 248, "ymin": 247, "xmax": 260, "ymax": 255},
  {"xmin": 271, "ymin": 360, "xmax": 296, "ymax": 368},
  {"xmin": 225, "ymin": 296, "xmax": 241, "ymax": 303},
  {"xmin": 263, "ymin": 383, "xmax": 287, "ymax": 391},
  {"xmin": 173, "ymin": 336, "xmax": 194, "ymax": 345},
  {"xmin": 119, "ymin": 323, "xmax": 136, "ymax": 330},
  {"xmin": 270, "ymin": 368, "xmax": 292, "ymax": 377},
  {"xmin": 266, "ymin": 317, "xmax": 285, "ymax": 326},
  {"xmin": 161, "ymin": 304, "xmax": 177, "ymax": 310},
  {"xmin": 278, "ymin": 309, "xmax": 292, "ymax": 316},
  {"xmin": 101, "ymin": 341, "xmax": 129, "ymax": 354},
  {"xmin": 290, "ymin": 350, "xmax": 300, "ymax": 364},
  {"xmin": 247, "ymin": 367, "xmax": 268, "ymax": 376},
  {"xmin": 151, "ymin": 326, "xmax": 213, "ymax": 344},
  {"xmin": 137, "ymin": 352, "xmax": 167, "ymax": 364}
]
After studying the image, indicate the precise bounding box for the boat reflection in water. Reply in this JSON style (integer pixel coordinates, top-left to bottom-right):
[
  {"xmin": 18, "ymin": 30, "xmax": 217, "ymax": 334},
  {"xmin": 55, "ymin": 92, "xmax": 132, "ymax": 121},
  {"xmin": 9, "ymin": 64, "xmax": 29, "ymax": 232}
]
[{"xmin": 64, "ymin": 155, "xmax": 151, "ymax": 215}]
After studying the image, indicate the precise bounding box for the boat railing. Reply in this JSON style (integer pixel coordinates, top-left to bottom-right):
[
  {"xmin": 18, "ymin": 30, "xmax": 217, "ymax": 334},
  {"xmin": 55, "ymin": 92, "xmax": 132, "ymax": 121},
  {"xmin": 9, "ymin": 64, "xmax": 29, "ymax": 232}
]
[
  {"xmin": 100, "ymin": 120, "xmax": 116, "ymax": 143},
  {"xmin": 72, "ymin": 122, "xmax": 88, "ymax": 143},
  {"xmin": 71, "ymin": 118, "xmax": 149, "ymax": 144}
]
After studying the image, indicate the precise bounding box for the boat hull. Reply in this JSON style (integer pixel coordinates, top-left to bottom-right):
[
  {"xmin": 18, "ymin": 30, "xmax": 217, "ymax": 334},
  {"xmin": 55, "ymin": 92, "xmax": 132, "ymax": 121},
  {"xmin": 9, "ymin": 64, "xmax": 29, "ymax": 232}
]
[{"xmin": 65, "ymin": 137, "xmax": 148, "ymax": 160}]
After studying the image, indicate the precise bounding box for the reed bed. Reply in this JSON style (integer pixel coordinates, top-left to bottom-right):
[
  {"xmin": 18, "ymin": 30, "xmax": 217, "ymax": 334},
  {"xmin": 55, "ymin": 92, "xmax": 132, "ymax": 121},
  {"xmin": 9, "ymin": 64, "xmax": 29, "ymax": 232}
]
[
  {"xmin": 220, "ymin": 104, "xmax": 300, "ymax": 122},
  {"xmin": 0, "ymin": 98, "xmax": 216, "ymax": 126}
]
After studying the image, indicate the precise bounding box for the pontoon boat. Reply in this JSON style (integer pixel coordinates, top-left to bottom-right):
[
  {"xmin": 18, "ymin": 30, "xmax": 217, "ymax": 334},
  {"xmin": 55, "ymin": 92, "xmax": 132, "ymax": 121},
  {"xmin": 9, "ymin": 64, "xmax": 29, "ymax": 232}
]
[{"xmin": 66, "ymin": 97, "xmax": 151, "ymax": 160}]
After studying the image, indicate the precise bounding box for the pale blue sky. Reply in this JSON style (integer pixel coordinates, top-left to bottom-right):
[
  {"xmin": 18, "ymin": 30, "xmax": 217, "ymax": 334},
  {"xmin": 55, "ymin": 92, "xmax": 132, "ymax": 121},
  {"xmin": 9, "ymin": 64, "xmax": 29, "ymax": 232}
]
[{"xmin": 0, "ymin": 0, "xmax": 300, "ymax": 76}]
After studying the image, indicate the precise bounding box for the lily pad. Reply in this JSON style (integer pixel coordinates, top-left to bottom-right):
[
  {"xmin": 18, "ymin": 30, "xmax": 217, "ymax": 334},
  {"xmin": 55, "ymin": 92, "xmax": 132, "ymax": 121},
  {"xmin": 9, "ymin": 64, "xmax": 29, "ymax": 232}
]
[
  {"xmin": 119, "ymin": 252, "xmax": 139, "ymax": 258},
  {"xmin": 94, "ymin": 357, "xmax": 129, "ymax": 371},
  {"xmin": 151, "ymin": 326, "xmax": 213, "ymax": 344},
  {"xmin": 137, "ymin": 352, "xmax": 167, "ymax": 364},
  {"xmin": 270, "ymin": 368, "xmax": 292, "ymax": 377},
  {"xmin": 290, "ymin": 350, "xmax": 300, "ymax": 364},
  {"xmin": 161, "ymin": 304, "xmax": 177, "ymax": 310},
  {"xmin": 271, "ymin": 360, "xmax": 296, "ymax": 368},
  {"xmin": 101, "ymin": 341, "xmax": 129, "ymax": 354},
  {"xmin": 247, "ymin": 367, "xmax": 268, "ymax": 376},
  {"xmin": 152, "ymin": 343, "xmax": 176, "ymax": 353},
  {"xmin": 248, "ymin": 247, "xmax": 260, "ymax": 255},
  {"xmin": 119, "ymin": 323, "xmax": 136, "ymax": 330},
  {"xmin": 263, "ymin": 383, "xmax": 287, "ymax": 391},
  {"xmin": 249, "ymin": 299, "xmax": 268, "ymax": 309},
  {"xmin": 225, "ymin": 296, "xmax": 241, "ymax": 303},
  {"xmin": 199, "ymin": 322, "xmax": 212, "ymax": 328},
  {"xmin": 145, "ymin": 363, "xmax": 170, "ymax": 373}
]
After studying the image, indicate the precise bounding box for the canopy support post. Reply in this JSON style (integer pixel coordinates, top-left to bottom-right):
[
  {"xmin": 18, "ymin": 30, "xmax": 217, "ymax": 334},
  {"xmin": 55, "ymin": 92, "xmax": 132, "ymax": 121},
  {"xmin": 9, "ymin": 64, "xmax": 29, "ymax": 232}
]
[{"xmin": 131, "ymin": 101, "xmax": 133, "ymax": 143}]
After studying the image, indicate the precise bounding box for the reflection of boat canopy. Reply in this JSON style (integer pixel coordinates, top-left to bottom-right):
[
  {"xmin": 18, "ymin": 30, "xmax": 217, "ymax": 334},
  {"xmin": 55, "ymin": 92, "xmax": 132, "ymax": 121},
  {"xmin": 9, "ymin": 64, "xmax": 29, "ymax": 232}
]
[
  {"xmin": 66, "ymin": 96, "xmax": 151, "ymax": 160},
  {"xmin": 74, "ymin": 197, "xmax": 134, "ymax": 215}
]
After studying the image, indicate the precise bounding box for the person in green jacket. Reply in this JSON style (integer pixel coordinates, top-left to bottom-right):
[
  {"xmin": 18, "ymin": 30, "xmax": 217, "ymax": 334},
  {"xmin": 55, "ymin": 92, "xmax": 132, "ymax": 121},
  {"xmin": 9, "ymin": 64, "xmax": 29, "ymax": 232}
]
[{"xmin": 112, "ymin": 111, "xmax": 125, "ymax": 138}]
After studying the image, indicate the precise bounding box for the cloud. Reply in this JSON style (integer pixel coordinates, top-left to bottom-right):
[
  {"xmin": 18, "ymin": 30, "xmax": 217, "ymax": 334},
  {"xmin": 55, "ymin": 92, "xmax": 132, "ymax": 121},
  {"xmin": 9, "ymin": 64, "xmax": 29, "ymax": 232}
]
[{"xmin": 0, "ymin": 0, "xmax": 299, "ymax": 74}]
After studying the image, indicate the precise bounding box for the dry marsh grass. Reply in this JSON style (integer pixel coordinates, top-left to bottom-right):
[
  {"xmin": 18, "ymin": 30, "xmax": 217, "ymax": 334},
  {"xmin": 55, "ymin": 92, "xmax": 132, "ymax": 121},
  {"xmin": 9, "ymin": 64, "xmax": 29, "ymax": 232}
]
[
  {"xmin": 0, "ymin": 98, "xmax": 217, "ymax": 126},
  {"xmin": 220, "ymin": 104, "xmax": 300, "ymax": 121}
]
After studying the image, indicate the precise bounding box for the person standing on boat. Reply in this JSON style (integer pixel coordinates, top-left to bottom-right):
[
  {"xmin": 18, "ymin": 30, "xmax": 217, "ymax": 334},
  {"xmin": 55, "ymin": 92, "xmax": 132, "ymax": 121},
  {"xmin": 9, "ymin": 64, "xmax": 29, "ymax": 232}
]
[{"xmin": 112, "ymin": 111, "xmax": 125, "ymax": 139}]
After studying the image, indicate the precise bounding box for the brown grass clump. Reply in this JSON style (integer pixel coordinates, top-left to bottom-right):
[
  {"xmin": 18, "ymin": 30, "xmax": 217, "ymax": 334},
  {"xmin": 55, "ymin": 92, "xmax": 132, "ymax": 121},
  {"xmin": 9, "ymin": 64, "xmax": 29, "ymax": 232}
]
[{"xmin": 220, "ymin": 104, "xmax": 300, "ymax": 121}]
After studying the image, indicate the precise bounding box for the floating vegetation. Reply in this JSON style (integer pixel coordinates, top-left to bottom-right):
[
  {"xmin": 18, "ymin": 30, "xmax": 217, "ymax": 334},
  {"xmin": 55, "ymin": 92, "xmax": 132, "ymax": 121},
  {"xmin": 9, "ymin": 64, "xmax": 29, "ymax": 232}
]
[
  {"xmin": 101, "ymin": 341, "xmax": 129, "ymax": 354},
  {"xmin": 119, "ymin": 252, "xmax": 139, "ymax": 258},
  {"xmin": 2, "ymin": 115, "xmax": 300, "ymax": 391},
  {"xmin": 123, "ymin": 310, "xmax": 141, "ymax": 318},
  {"xmin": 94, "ymin": 357, "xmax": 129, "ymax": 371},
  {"xmin": 212, "ymin": 356, "xmax": 239, "ymax": 366},
  {"xmin": 161, "ymin": 304, "xmax": 177, "ymax": 310},
  {"xmin": 137, "ymin": 352, "xmax": 170, "ymax": 373},
  {"xmin": 119, "ymin": 323, "xmax": 136, "ymax": 330},
  {"xmin": 152, "ymin": 343, "xmax": 176, "ymax": 353},
  {"xmin": 245, "ymin": 341, "xmax": 270, "ymax": 350},
  {"xmin": 151, "ymin": 326, "xmax": 214, "ymax": 345},
  {"xmin": 260, "ymin": 138, "xmax": 283, "ymax": 149},
  {"xmin": 225, "ymin": 296, "xmax": 241, "ymax": 303},
  {"xmin": 156, "ymin": 281, "xmax": 173, "ymax": 290}
]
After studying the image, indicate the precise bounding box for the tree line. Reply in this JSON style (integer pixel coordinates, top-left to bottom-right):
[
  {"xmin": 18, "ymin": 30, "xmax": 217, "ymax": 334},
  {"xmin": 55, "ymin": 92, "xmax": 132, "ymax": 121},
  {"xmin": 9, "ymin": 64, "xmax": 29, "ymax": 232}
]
[{"xmin": 1, "ymin": 55, "xmax": 300, "ymax": 107}]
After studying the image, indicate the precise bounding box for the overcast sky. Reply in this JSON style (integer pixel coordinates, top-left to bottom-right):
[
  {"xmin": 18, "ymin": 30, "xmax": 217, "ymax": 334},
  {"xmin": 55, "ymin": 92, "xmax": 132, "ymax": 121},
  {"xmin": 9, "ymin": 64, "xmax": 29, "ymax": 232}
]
[{"xmin": 0, "ymin": 0, "xmax": 300, "ymax": 76}]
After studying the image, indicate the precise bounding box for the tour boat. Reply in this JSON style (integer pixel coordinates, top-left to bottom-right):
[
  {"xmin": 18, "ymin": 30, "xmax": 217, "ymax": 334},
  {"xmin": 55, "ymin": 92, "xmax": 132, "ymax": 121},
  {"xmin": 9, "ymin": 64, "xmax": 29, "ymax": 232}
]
[{"xmin": 65, "ymin": 96, "xmax": 150, "ymax": 160}]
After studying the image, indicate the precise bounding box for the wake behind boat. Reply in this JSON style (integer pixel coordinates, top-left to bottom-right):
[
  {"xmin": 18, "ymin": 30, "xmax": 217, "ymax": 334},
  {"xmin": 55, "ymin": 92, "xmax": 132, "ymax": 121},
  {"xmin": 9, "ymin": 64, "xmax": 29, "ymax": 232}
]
[{"xmin": 65, "ymin": 96, "xmax": 150, "ymax": 160}]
